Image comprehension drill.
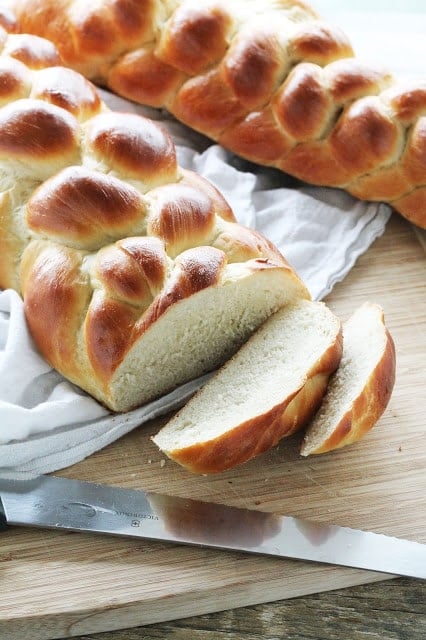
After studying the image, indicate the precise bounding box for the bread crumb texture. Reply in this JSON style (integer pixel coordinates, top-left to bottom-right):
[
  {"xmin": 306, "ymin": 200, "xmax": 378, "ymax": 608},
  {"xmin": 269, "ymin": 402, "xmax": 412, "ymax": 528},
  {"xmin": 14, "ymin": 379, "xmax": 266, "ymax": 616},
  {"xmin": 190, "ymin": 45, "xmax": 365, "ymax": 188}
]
[
  {"xmin": 301, "ymin": 302, "xmax": 396, "ymax": 455},
  {"xmin": 152, "ymin": 299, "xmax": 344, "ymax": 472}
]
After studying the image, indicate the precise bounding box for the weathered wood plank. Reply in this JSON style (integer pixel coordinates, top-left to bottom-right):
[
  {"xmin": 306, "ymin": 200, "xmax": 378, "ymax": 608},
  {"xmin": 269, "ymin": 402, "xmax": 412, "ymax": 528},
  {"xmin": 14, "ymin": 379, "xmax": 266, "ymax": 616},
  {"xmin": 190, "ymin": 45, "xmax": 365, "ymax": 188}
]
[{"xmin": 73, "ymin": 578, "xmax": 426, "ymax": 640}]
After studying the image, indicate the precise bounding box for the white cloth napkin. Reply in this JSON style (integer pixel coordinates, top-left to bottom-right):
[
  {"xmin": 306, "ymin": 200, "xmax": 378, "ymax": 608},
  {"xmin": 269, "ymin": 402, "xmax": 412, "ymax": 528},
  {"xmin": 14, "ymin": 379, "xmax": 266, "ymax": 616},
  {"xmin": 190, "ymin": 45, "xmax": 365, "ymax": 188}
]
[{"xmin": 0, "ymin": 90, "xmax": 391, "ymax": 478}]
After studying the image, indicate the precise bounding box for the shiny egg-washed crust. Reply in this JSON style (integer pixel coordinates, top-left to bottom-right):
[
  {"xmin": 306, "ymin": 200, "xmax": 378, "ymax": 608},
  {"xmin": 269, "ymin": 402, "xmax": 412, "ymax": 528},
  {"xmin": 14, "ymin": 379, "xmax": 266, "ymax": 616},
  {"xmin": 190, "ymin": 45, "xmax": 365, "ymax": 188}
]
[
  {"xmin": 8, "ymin": 0, "xmax": 426, "ymax": 229},
  {"xmin": 0, "ymin": 31, "xmax": 310, "ymax": 411}
]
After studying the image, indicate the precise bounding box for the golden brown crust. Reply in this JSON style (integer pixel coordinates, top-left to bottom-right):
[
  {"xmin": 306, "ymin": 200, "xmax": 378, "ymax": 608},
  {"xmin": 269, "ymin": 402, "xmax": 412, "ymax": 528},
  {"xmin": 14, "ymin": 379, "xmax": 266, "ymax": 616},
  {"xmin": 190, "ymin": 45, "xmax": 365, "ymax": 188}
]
[
  {"xmin": 137, "ymin": 246, "xmax": 227, "ymax": 336},
  {"xmin": 85, "ymin": 293, "xmax": 140, "ymax": 384},
  {"xmin": 278, "ymin": 140, "xmax": 353, "ymax": 186},
  {"xmin": 1, "ymin": 32, "xmax": 61, "ymax": 69},
  {"xmin": 179, "ymin": 170, "xmax": 235, "ymax": 222},
  {"xmin": 10, "ymin": 0, "xmax": 426, "ymax": 228},
  {"xmin": 86, "ymin": 245, "xmax": 226, "ymax": 387},
  {"xmin": 278, "ymin": 373, "xmax": 330, "ymax": 437},
  {"xmin": 392, "ymin": 188, "xmax": 426, "ymax": 229},
  {"xmin": 220, "ymin": 108, "xmax": 293, "ymax": 166},
  {"xmin": 12, "ymin": 0, "xmax": 158, "ymax": 77},
  {"xmin": 84, "ymin": 111, "xmax": 179, "ymax": 185},
  {"xmin": 273, "ymin": 63, "xmax": 331, "ymax": 142},
  {"xmin": 147, "ymin": 183, "xmax": 217, "ymax": 256},
  {"xmin": 107, "ymin": 48, "xmax": 184, "ymax": 109},
  {"xmin": 30, "ymin": 66, "xmax": 102, "ymax": 119},
  {"xmin": 21, "ymin": 241, "xmax": 92, "ymax": 384},
  {"xmin": 331, "ymin": 98, "xmax": 402, "ymax": 176},
  {"xmin": 26, "ymin": 166, "xmax": 146, "ymax": 249},
  {"xmin": 289, "ymin": 20, "xmax": 353, "ymax": 64},
  {"xmin": 145, "ymin": 170, "xmax": 235, "ymax": 257},
  {"xmin": 222, "ymin": 26, "xmax": 284, "ymax": 110},
  {"xmin": 156, "ymin": 3, "xmax": 234, "ymax": 75},
  {"xmin": 401, "ymin": 117, "xmax": 426, "ymax": 184},
  {"xmin": 95, "ymin": 237, "xmax": 168, "ymax": 306},
  {"xmin": 0, "ymin": 7, "xmax": 18, "ymax": 33},
  {"xmin": 326, "ymin": 59, "xmax": 392, "ymax": 104},
  {"xmin": 0, "ymin": 57, "xmax": 32, "ymax": 104},
  {"xmin": 212, "ymin": 222, "xmax": 290, "ymax": 264},
  {"xmin": 0, "ymin": 99, "xmax": 79, "ymax": 165},
  {"xmin": 171, "ymin": 68, "xmax": 248, "ymax": 138}
]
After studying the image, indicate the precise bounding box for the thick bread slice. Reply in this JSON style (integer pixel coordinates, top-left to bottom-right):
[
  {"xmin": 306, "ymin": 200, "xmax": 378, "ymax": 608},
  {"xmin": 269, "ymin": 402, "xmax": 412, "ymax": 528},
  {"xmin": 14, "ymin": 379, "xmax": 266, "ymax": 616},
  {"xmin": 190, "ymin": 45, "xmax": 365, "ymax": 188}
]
[
  {"xmin": 301, "ymin": 302, "xmax": 396, "ymax": 456},
  {"xmin": 152, "ymin": 300, "xmax": 343, "ymax": 473}
]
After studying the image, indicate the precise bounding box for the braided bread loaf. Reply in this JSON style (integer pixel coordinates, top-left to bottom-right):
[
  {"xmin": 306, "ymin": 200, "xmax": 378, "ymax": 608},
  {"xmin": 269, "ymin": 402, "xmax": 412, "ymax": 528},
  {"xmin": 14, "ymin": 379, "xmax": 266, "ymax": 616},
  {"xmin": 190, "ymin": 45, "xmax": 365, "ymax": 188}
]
[
  {"xmin": 8, "ymin": 0, "xmax": 426, "ymax": 229},
  {"xmin": 0, "ymin": 30, "xmax": 310, "ymax": 411}
]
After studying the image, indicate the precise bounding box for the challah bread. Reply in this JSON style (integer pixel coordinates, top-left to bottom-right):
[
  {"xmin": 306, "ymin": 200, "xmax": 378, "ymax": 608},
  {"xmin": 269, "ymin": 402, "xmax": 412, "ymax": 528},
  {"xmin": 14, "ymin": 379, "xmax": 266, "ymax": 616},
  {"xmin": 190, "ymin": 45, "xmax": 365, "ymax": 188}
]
[
  {"xmin": 8, "ymin": 0, "xmax": 426, "ymax": 229},
  {"xmin": 0, "ymin": 42, "xmax": 310, "ymax": 411},
  {"xmin": 0, "ymin": 5, "xmax": 17, "ymax": 33},
  {"xmin": 152, "ymin": 300, "xmax": 343, "ymax": 474},
  {"xmin": 301, "ymin": 302, "xmax": 396, "ymax": 456}
]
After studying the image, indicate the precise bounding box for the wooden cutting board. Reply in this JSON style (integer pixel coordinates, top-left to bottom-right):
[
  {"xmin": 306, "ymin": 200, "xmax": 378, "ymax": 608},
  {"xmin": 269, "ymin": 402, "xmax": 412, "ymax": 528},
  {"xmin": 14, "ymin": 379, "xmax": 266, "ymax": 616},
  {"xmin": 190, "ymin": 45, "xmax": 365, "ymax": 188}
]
[{"xmin": 0, "ymin": 215, "xmax": 425, "ymax": 640}]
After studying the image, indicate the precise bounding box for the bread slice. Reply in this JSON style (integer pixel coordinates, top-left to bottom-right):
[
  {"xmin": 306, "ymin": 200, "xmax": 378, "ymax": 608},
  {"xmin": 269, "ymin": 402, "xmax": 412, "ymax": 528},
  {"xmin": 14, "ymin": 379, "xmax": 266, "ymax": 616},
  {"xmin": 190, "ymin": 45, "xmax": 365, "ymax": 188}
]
[
  {"xmin": 301, "ymin": 302, "xmax": 396, "ymax": 456},
  {"xmin": 152, "ymin": 300, "xmax": 343, "ymax": 473}
]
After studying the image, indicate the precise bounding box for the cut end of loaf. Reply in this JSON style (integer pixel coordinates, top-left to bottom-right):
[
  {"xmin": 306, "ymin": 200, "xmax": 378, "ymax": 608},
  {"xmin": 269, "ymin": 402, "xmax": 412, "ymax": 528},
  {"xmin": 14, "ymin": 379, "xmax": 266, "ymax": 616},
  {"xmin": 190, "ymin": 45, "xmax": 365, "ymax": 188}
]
[
  {"xmin": 300, "ymin": 302, "xmax": 396, "ymax": 456},
  {"xmin": 152, "ymin": 299, "xmax": 343, "ymax": 473},
  {"xmin": 105, "ymin": 262, "xmax": 309, "ymax": 412}
]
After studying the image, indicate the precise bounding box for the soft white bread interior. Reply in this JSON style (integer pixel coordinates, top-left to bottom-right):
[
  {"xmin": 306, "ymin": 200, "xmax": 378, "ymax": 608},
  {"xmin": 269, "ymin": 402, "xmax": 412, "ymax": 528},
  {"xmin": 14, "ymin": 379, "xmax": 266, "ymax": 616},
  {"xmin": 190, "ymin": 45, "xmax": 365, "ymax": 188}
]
[
  {"xmin": 152, "ymin": 299, "xmax": 343, "ymax": 473},
  {"xmin": 301, "ymin": 302, "xmax": 396, "ymax": 456}
]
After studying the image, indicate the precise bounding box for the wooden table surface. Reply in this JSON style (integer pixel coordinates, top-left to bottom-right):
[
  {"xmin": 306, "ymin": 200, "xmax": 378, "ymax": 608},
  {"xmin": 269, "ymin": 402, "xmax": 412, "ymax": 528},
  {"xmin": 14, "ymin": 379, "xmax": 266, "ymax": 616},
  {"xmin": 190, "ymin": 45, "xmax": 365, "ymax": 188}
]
[{"xmin": 72, "ymin": 578, "xmax": 425, "ymax": 640}]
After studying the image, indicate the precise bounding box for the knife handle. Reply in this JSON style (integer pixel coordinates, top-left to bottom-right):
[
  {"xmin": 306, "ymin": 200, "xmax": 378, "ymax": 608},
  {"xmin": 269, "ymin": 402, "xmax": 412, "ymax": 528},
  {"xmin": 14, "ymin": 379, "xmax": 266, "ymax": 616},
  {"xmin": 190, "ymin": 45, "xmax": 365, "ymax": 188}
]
[{"xmin": 0, "ymin": 498, "xmax": 8, "ymax": 530}]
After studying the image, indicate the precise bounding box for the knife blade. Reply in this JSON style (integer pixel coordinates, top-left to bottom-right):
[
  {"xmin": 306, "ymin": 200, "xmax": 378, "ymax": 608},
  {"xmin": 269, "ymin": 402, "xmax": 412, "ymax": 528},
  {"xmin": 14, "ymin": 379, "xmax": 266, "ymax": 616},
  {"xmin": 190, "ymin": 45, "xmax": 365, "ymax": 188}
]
[{"xmin": 0, "ymin": 475, "xmax": 424, "ymax": 579}]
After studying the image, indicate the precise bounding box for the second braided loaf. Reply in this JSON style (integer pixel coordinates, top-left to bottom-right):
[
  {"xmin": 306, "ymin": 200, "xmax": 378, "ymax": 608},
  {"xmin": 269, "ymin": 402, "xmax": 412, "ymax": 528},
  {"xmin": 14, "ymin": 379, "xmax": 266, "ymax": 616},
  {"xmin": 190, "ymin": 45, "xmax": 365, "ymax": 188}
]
[{"xmin": 8, "ymin": 0, "xmax": 426, "ymax": 229}]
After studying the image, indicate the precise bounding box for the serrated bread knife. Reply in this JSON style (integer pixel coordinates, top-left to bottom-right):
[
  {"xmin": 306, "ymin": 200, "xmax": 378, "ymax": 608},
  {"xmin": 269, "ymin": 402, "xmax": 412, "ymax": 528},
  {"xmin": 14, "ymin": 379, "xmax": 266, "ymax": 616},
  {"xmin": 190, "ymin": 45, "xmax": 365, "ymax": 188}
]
[{"xmin": 0, "ymin": 475, "xmax": 424, "ymax": 579}]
